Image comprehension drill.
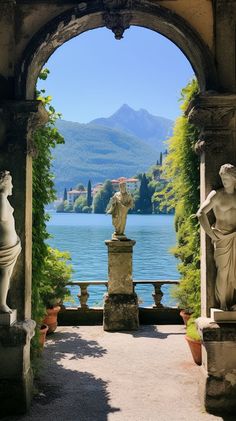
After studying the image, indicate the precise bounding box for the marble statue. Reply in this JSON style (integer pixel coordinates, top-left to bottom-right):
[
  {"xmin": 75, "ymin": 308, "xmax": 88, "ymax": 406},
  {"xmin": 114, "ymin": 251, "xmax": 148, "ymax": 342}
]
[
  {"xmin": 107, "ymin": 182, "xmax": 133, "ymax": 239},
  {"xmin": 197, "ymin": 163, "xmax": 236, "ymax": 311},
  {"xmin": 0, "ymin": 171, "xmax": 21, "ymax": 313}
]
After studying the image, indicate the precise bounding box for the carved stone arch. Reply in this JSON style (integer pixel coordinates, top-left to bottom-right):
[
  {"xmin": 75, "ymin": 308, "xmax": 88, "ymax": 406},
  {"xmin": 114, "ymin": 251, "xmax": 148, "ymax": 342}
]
[{"xmin": 16, "ymin": 0, "xmax": 218, "ymax": 100}]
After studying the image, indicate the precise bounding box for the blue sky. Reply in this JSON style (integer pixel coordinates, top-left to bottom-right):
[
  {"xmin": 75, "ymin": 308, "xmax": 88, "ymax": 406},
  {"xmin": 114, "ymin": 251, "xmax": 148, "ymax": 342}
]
[{"xmin": 38, "ymin": 26, "xmax": 194, "ymax": 123}]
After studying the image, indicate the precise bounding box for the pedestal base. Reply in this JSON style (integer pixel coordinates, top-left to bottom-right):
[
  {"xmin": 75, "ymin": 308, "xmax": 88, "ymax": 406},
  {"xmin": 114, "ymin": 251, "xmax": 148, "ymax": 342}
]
[
  {"xmin": 103, "ymin": 293, "xmax": 139, "ymax": 331},
  {"xmin": 0, "ymin": 309, "xmax": 17, "ymax": 326},
  {"xmin": 0, "ymin": 319, "xmax": 36, "ymax": 416},
  {"xmin": 210, "ymin": 308, "xmax": 236, "ymax": 323},
  {"xmin": 197, "ymin": 317, "xmax": 236, "ymax": 415}
]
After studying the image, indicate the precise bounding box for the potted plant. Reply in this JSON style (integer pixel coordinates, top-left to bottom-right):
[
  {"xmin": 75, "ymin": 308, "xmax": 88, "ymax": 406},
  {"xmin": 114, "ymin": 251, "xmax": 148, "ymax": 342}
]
[
  {"xmin": 40, "ymin": 246, "xmax": 72, "ymax": 333},
  {"xmin": 185, "ymin": 317, "xmax": 202, "ymax": 365},
  {"xmin": 171, "ymin": 286, "xmax": 193, "ymax": 325}
]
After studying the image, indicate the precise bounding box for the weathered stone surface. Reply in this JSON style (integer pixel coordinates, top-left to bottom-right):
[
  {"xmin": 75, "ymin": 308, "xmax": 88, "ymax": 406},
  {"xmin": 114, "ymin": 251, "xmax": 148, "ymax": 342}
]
[
  {"xmin": 197, "ymin": 317, "xmax": 236, "ymax": 415},
  {"xmin": 0, "ymin": 308, "xmax": 17, "ymax": 325},
  {"xmin": 105, "ymin": 239, "xmax": 135, "ymax": 295},
  {"xmin": 103, "ymin": 293, "xmax": 139, "ymax": 331},
  {"xmin": 210, "ymin": 308, "xmax": 236, "ymax": 323},
  {"xmin": 199, "ymin": 367, "xmax": 236, "ymax": 415},
  {"xmin": 0, "ymin": 319, "xmax": 35, "ymax": 416}
]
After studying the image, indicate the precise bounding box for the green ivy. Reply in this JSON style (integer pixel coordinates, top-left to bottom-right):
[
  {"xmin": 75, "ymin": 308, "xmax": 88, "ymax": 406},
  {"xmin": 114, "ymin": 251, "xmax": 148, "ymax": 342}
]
[
  {"xmin": 31, "ymin": 70, "xmax": 64, "ymax": 360},
  {"xmin": 161, "ymin": 79, "xmax": 201, "ymax": 317}
]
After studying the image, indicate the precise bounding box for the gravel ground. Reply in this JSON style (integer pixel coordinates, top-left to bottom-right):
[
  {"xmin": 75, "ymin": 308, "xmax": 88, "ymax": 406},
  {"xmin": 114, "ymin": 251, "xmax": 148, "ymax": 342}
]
[{"xmin": 4, "ymin": 325, "xmax": 234, "ymax": 421}]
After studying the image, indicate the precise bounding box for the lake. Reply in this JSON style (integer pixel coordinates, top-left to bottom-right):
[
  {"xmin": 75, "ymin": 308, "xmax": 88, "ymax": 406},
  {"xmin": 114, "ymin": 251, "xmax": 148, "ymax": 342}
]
[{"xmin": 47, "ymin": 213, "xmax": 179, "ymax": 307}]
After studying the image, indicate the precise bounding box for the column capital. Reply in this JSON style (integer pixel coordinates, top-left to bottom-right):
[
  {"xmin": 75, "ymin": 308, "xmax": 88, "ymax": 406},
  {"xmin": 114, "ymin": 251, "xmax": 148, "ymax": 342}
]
[
  {"xmin": 187, "ymin": 93, "xmax": 236, "ymax": 128},
  {"xmin": 0, "ymin": 100, "xmax": 48, "ymax": 156}
]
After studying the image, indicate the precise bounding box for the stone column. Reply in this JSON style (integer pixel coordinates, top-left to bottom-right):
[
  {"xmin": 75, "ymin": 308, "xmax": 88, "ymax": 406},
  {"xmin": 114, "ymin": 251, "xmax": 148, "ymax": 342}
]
[
  {"xmin": 103, "ymin": 239, "xmax": 139, "ymax": 331},
  {"xmin": 187, "ymin": 93, "xmax": 236, "ymax": 415},
  {"xmin": 0, "ymin": 100, "xmax": 47, "ymax": 416},
  {"xmin": 187, "ymin": 93, "xmax": 236, "ymax": 317}
]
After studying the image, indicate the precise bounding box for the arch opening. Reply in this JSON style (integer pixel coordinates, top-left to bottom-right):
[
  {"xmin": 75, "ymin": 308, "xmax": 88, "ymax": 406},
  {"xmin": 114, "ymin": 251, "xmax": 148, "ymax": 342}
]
[{"xmin": 16, "ymin": 2, "xmax": 217, "ymax": 100}]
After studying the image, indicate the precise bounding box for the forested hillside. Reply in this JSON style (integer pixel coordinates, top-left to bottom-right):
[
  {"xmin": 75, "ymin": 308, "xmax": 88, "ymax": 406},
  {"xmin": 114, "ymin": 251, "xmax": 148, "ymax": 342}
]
[{"xmin": 53, "ymin": 106, "xmax": 173, "ymax": 194}]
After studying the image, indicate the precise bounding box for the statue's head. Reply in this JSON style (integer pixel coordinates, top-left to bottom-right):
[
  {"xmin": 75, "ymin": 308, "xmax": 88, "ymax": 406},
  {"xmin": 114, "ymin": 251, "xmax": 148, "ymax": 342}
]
[
  {"xmin": 0, "ymin": 170, "xmax": 12, "ymax": 195},
  {"xmin": 119, "ymin": 182, "xmax": 127, "ymax": 193},
  {"xmin": 219, "ymin": 164, "xmax": 236, "ymax": 188}
]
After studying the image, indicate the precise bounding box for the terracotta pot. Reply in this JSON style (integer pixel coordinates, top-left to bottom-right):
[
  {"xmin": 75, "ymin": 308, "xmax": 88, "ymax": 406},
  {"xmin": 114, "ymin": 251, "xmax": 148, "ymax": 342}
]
[
  {"xmin": 39, "ymin": 324, "xmax": 49, "ymax": 347},
  {"xmin": 180, "ymin": 310, "xmax": 192, "ymax": 326},
  {"xmin": 185, "ymin": 335, "xmax": 202, "ymax": 365},
  {"xmin": 43, "ymin": 306, "xmax": 61, "ymax": 334}
]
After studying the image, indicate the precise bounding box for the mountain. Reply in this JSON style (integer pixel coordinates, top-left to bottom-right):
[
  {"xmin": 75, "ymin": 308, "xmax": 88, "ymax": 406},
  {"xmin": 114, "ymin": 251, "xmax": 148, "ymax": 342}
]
[
  {"xmin": 90, "ymin": 104, "xmax": 173, "ymax": 151},
  {"xmin": 53, "ymin": 119, "xmax": 161, "ymax": 194},
  {"xmin": 52, "ymin": 106, "xmax": 173, "ymax": 194}
]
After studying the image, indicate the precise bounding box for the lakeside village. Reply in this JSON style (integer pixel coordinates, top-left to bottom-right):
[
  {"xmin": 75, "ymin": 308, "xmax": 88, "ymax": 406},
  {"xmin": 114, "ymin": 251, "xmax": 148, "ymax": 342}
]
[{"xmin": 55, "ymin": 152, "xmax": 173, "ymax": 215}]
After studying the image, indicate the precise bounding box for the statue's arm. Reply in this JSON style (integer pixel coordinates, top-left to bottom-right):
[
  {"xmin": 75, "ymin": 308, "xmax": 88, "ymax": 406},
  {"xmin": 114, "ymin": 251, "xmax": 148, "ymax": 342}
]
[
  {"xmin": 196, "ymin": 190, "xmax": 218, "ymax": 241},
  {"xmin": 0, "ymin": 194, "xmax": 8, "ymax": 222}
]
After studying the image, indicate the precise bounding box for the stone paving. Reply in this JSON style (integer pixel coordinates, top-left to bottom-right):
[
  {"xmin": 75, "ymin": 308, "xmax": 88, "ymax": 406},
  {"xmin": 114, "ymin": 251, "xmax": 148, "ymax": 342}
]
[{"xmin": 7, "ymin": 325, "xmax": 235, "ymax": 421}]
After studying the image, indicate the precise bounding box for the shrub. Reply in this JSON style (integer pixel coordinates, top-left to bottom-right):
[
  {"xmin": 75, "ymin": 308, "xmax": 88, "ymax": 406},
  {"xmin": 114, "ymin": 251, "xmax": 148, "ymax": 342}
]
[{"xmin": 161, "ymin": 79, "xmax": 201, "ymax": 318}]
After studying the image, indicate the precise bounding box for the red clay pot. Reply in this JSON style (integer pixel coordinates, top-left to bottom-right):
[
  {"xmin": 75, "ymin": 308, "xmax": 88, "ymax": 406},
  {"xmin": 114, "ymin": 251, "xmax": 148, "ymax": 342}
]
[
  {"xmin": 185, "ymin": 335, "xmax": 202, "ymax": 366},
  {"xmin": 180, "ymin": 310, "xmax": 192, "ymax": 326},
  {"xmin": 39, "ymin": 324, "xmax": 49, "ymax": 347},
  {"xmin": 43, "ymin": 306, "xmax": 61, "ymax": 334}
]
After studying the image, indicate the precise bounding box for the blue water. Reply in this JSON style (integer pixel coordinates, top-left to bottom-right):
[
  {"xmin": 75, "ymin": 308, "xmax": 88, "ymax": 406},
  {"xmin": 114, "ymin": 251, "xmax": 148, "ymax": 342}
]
[{"xmin": 47, "ymin": 213, "xmax": 179, "ymax": 307}]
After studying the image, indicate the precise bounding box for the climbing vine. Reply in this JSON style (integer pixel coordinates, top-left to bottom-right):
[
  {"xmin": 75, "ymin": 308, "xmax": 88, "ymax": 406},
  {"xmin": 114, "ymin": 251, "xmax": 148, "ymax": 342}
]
[
  {"xmin": 161, "ymin": 79, "xmax": 201, "ymax": 317},
  {"xmin": 31, "ymin": 69, "xmax": 64, "ymax": 354}
]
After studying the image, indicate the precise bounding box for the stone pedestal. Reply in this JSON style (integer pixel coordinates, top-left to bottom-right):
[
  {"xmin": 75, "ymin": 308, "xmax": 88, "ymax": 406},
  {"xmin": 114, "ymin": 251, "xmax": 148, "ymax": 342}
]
[
  {"xmin": 103, "ymin": 239, "xmax": 139, "ymax": 331},
  {"xmin": 0, "ymin": 319, "xmax": 35, "ymax": 416},
  {"xmin": 210, "ymin": 308, "xmax": 236, "ymax": 323},
  {"xmin": 197, "ymin": 317, "xmax": 236, "ymax": 415},
  {"xmin": 0, "ymin": 309, "xmax": 17, "ymax": 326}
]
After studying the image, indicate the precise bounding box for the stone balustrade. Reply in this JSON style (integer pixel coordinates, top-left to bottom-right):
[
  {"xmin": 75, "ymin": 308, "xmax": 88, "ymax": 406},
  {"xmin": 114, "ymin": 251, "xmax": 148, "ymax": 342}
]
[
  {"xmin": 66, "ymin": 280, "xmax": 179, "ymax": 309},
  {"xmin": 59, "ymin": 280, "xmax": 182, "ymax": 326}
]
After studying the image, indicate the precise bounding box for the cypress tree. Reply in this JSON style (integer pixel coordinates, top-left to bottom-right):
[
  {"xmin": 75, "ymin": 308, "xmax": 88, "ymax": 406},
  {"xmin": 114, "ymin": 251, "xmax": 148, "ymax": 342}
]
[
  {"xmin": 63, "ymin": 188, "xmax": 67, "ymax": 202},
  {"xmin": 139, "ymin": 173, "xmax": 152, "ymax": 214},
  {"xmin": 87, "ymin": 180, "xmax": 92, "ymax": 207},
  {"xmin": 160, "ymin": 152, "xmax": 163, "ymax": 166}
]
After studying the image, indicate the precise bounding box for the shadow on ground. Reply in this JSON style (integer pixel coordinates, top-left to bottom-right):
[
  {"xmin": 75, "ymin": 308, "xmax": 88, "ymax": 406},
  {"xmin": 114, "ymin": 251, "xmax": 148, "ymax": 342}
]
[
  {"xmin": 115, "ymin": 324, "xmax": 186, "ymax": 339},
  {"xmin": 7, "ymin": 328, "xmax": 120, "ymax": 421}
]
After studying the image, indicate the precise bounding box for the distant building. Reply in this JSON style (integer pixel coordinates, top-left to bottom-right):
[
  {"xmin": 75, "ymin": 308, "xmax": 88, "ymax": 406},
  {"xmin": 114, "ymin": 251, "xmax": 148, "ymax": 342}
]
[
  {"xmin": 111, "ymin": 177, "xmax": 140, "ymax": 192},
  {"xmin": 67, "ymin": 189, "xmax": 87, "ymax": 205}
]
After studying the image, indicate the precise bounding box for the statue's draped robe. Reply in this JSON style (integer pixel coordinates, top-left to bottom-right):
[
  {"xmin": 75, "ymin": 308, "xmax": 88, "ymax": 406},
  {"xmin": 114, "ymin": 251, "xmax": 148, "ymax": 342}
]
[
  {"xmin": 214, "ymin": 231, "xmax": 236, "ymax": 309},
  {"xmin": 0, "ymin": 237, "xmax": 21, "ymax": 268}
]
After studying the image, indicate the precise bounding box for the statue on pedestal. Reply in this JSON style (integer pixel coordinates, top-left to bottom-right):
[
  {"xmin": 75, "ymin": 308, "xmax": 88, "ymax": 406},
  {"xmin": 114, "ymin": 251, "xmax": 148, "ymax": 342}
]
[
  {"xmin": 0, "ymin": 171, "xmax": 21, "ymax": 313},
  {"xmin": 197, "ymin": 164, "xmax": 236, "ymax": 310},
  {"xmin": 107, "ymin": 181, "xmax": 133, "ymax": 240}
]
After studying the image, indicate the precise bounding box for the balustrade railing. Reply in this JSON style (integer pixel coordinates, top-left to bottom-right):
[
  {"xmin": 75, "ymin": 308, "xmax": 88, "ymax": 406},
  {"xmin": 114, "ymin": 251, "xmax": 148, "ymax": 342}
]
[{"xmin": 66, "ymin": 280, "xmax": 179, "ymax": 309}]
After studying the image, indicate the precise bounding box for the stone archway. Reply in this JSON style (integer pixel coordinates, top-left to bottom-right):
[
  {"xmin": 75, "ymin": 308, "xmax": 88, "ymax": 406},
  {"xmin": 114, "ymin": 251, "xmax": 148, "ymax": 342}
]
[
  {"xmin": 16, "ymin": 1, "xmax": 217, "ymax": 100},
  {"xmin": 2, "ymin": 0, "xmax": 236, "ymax": 416}
]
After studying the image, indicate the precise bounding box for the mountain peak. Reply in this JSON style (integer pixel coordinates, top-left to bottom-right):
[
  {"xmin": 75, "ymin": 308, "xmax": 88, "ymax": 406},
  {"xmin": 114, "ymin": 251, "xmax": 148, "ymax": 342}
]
[{"xmin": 115, "ymin": 104, "xmax": 134, "ymax": 114}]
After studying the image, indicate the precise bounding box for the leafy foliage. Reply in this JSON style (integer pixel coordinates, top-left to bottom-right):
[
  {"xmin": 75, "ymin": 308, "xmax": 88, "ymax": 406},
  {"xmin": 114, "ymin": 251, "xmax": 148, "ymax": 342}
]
[
  {"xmin": 186, "ymin": 317, "xmax": 201, "ymax": 341},
  {"xmin": 160, "ymin": 79, "xmax": 201, "ymax": 317},
  {"xmin": 73, "ymin": 195, "xmax": 87, "ymax": 213},
  {"xmin": 39, "ymin": 247, "xmax": 72, "ymax": 308},
  {"xmin": 93, "ymin": 180, "xmax": 113, "ymax": 213},
  {"xmin": 32, "ymin": 76, "xmax": 64, "ymax": 325},
  {"xmin": 138, "ymin": 173, "xmax": 152, "ymax": 214}
]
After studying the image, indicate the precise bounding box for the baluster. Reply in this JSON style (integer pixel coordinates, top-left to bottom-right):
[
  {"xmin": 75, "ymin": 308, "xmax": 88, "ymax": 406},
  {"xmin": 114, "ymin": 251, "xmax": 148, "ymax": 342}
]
[
  {"xmin": 152, "ymin": 283, "xmax": 164, "ymax": 308},
  {"xmin": 78, "ymin": 283, "xmax": 89, "ymax": 309}
]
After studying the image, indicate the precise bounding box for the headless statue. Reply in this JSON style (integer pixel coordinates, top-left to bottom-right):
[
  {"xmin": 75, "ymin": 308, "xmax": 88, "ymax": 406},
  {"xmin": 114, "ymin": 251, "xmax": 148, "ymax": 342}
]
[
  {"xmin": 0, "ymin": 171, "xmax": 21, "ymax": 313},
  {"xmin": 107, "ymin": 182, "xmax": 133, "ymax": 240},
  {"xmin": 197, "ymin": 164, "xmax": 236, "ymax": 310}
]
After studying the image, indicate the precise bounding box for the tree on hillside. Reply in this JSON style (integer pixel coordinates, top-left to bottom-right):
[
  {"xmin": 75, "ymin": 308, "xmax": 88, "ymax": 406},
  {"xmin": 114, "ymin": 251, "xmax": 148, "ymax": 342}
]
[
  {"xmin": 160, "ymin": 152, "xmax": 163, "ymax": 166},
  {"xmin": 87, "ymin": 180, "xmax": 92, "ymax": 207},
  {"xmin": 93, "ymin": 180, "xmax": 113, "ymax": 213},
  {"xmin": 74, "ymin": 195, "xmax": 87, "ymax": 213},
  {"xmin": 76, "ymin": 183, "xmax": 85, "ymax": 191},
  {"xmin": 139, "ymin": 174, "xmax": 152, "ymax": 214},
  {"xmin": 63, "ymin": 188, "xmax": 67, "ymax": 202}
]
